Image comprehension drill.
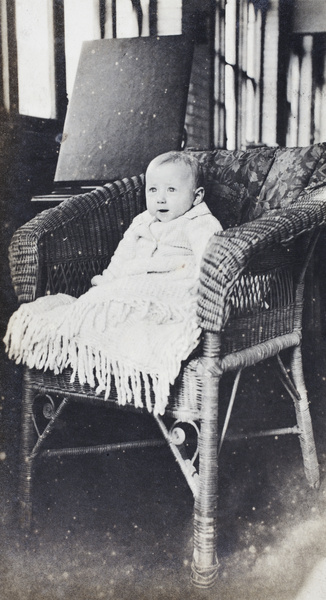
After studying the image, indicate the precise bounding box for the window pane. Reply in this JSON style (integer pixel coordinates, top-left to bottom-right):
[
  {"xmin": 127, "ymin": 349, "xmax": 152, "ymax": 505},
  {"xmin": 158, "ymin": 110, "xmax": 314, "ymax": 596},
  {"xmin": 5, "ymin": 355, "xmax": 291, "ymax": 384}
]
[
  {"xmin": 64, "ymin": 0, "xmax": 100, "ymax": 98},
  {"xmin": 15, "ymin": 0, "xmax": 56, "ymax": 118},
  {"xmin": 1, "ymin": 0, "xmax": 10, "ymax": 111},
  {"xmin": 157, "ymin": 0, "xmax": 182, "ymax": 35},
  {"xmin": 116, "ymin": 0, "xmax": 139, "ymax": 37},
  {"xmin": 261, "ymin": 0, "xmax": 279, "ymax": 146}
]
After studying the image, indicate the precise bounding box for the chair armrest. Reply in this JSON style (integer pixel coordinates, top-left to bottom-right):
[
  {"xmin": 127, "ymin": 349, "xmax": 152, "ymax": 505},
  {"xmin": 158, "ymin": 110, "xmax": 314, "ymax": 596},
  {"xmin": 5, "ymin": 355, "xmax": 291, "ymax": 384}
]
[
  {"xmin": 198, "ymin": 186, "xmax": 326, "ymax": 333},
  {"xmin": 9, "ymin": 175, "xmax": 145, "ymax": 303}
]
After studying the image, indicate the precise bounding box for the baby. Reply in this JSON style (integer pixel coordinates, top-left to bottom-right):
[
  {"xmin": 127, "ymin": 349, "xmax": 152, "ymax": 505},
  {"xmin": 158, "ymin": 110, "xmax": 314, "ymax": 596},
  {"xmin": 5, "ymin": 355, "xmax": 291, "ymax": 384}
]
[
  {"xmin": 4, "ymin": 151, "xmax": 223, "ymax": 414},
  {"xmin": 91, "ymin": 151, "xmax": 222, "ymax": 286}
]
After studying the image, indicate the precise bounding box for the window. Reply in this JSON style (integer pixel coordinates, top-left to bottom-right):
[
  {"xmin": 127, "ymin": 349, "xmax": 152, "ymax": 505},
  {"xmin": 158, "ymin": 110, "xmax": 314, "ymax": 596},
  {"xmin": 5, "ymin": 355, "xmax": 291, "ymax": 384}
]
[{"xmin": 15, "ymin": 0, "xmax": 56, "ymax": 118}]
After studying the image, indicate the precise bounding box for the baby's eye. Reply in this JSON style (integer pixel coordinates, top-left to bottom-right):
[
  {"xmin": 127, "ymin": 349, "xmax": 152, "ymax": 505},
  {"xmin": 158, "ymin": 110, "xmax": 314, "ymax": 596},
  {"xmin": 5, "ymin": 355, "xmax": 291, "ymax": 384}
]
[
  {"xmin": 167, "ymin": 187, "xmax": 176, "ymax": 192},
  {"xmin": 148, "ymin": 187, "xmax": 157, "ymax": 193}
]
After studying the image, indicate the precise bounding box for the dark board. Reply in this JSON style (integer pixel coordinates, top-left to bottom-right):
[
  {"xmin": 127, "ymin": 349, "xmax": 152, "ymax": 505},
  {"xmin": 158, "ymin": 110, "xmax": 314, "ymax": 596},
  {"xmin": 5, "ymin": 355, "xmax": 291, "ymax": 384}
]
[{"xmin": 54, "ymin": 35, "xmax": 194, "ymax": 184}]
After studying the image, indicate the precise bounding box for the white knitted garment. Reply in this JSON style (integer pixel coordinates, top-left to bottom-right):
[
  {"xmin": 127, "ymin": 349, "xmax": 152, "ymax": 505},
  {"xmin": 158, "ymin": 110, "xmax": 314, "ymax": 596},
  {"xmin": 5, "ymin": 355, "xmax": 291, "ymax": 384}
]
[{"xmin": 4, "ymin": 273, "xmax": 201, "ymax": 416}]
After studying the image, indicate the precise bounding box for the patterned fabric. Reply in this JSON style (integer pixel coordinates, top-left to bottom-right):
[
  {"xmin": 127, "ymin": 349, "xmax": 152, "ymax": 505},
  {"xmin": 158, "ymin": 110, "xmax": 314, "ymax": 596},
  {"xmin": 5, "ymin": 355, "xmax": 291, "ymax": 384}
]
[
  {"xmin": 188, "ymin": 147, "xmax": 276, "ymax": 228},
  {"xmin": 299, "ymin": 145, "xmax": 326, "ymax": 195},
  {"xmin": 250, "ymin": 144, "xmax": 326, "ymax": 220}
]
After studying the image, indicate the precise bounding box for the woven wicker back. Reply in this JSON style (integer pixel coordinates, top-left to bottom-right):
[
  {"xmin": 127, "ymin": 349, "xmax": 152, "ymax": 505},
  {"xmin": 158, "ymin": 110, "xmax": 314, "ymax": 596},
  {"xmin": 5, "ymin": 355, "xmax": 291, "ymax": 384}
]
[
  {"xmin": 221, "ymin": 241, "xmax": 297, "ymax": 353},
  {"xmin": 41, "ymin": 177, "xmax": 146, "ymax": 297}
]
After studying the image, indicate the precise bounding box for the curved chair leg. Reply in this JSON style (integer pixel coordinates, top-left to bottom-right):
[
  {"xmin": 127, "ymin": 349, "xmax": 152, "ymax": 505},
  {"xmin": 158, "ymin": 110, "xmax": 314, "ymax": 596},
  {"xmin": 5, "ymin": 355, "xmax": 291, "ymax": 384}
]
[
  {"xmin": 191, "ymin": 334, "xmax": 220, "ymax": 588},
  {"xmin": 19, "ymin": 368, "xmax": 37, "ymax": 529},
  {"xmin": 290, "ymin": 345, "xmax": 320, "ymax": 489}
]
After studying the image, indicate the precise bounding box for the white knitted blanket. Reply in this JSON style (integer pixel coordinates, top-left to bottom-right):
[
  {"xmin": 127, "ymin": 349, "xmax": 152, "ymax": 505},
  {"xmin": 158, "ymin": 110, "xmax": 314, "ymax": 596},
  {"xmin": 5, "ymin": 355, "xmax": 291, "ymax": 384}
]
[{"xmin": 4, "ymin": 272, "xmax": 201, "ymax": 415}]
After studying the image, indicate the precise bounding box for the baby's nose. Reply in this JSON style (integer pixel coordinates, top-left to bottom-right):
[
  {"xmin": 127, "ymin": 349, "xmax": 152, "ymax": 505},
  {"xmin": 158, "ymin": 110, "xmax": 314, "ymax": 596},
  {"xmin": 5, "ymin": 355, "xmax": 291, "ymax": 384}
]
[{"xmin": 157, "ymin": 194, "xmax": 166, "ymax": 204}]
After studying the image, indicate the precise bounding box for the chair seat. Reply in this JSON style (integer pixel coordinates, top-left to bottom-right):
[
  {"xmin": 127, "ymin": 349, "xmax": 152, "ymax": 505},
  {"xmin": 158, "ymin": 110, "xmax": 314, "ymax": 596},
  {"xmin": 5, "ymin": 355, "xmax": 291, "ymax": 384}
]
[{"xmin": 25, "ymin": 358, "xmax": 203, "ymax": 422}]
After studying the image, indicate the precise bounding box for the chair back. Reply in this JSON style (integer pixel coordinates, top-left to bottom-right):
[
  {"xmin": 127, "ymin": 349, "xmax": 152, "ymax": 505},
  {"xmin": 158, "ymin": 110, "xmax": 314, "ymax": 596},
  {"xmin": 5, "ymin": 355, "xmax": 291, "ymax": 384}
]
[
  {"xmin": 188, "ymin": 144, "xmax": 326, "ymax": 354},
  {"xmin": 188, "ymin": 143, "xmax": 326, "ymax": 228}
]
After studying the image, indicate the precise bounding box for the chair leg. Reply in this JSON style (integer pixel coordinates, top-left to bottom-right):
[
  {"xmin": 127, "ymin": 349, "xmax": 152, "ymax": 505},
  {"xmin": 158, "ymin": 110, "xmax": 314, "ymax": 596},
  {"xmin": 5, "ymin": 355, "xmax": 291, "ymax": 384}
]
[
  {"xmin": 191, "ymin": 339, "xmax": 220, "ymax": 588},
  {"xmin": 19, "ymin": 369, "xmax": 37, "ymax": 530},
  {"xmin": 290, "ymin": 345, "xmax": 320, "ymax": 489}
]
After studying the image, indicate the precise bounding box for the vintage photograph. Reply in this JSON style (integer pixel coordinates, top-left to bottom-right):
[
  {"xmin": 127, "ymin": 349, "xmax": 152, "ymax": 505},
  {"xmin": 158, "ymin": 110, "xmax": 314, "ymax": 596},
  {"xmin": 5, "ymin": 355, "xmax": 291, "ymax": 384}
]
[{"xmin": 1, "ymin": 1, "xmax": 326, "ymax": 598}]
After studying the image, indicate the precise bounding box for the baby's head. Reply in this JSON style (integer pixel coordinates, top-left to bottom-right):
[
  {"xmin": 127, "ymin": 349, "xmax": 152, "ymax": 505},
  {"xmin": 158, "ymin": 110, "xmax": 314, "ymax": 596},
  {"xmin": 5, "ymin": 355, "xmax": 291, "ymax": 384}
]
[{"xmin": 145, "ymin": 151, "xmax": 205, "ymax": 222}]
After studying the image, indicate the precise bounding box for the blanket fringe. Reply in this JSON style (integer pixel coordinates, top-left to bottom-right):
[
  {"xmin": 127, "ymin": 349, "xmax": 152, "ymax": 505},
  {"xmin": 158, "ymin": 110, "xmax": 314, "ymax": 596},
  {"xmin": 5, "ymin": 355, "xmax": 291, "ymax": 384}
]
[{"xmin": 4, "ymin": 281, "xmax": 201, "ymax": 416}]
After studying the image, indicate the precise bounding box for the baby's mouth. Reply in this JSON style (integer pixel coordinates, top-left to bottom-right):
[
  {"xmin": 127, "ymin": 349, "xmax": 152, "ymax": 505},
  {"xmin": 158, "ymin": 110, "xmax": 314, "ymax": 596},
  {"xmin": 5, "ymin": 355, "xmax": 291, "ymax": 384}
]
[{"xmin": 158, "ymin": 209, "xmax": 168, "ymax": 213}]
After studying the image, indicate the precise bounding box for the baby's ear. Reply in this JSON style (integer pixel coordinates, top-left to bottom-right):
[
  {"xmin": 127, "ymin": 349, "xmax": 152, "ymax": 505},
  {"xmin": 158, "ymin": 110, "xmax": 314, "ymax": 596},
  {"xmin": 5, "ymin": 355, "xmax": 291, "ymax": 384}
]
[{"xmin": 193, "ymin": 187, "xmax": 205, "ymax": 206}]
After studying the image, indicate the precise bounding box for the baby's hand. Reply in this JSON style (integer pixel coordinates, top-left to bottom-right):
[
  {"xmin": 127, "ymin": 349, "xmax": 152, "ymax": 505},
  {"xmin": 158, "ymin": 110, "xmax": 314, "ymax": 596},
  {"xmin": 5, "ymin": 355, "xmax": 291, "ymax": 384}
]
[
  {"xmin": 91, "ymin": 270, "xmax": 115, "ymax": 286},
  {"xmin": 91, "ymin": 274, "xmax": 102, "ymax": 286},
  {"xmin": 190, "ymin": 281, "xmax": 199, "ymax": 296}
]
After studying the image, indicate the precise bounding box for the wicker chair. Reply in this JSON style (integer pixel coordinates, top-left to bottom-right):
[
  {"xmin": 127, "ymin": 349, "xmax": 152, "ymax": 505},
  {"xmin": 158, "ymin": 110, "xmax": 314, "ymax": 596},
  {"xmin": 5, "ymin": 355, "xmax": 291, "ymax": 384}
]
[{"xmin": 8, "ymin": 144, "xmax": 326, "ymax": 588}]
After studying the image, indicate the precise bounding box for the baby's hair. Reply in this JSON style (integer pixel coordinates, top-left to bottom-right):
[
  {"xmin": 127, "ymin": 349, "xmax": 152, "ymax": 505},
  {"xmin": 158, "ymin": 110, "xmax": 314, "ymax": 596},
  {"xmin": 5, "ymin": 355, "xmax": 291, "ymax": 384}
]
[{"xmin": 147, "ymin": 151, "xmax": 204, "ymax": 189}]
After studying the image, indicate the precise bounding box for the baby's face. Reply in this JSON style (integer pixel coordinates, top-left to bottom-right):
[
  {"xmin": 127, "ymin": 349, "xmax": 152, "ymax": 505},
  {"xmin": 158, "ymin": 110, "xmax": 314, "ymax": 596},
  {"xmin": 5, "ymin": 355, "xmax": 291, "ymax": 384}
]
[{"xmin": 145, "ymin": 162, "xmax": 198, "ymax": 222}]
